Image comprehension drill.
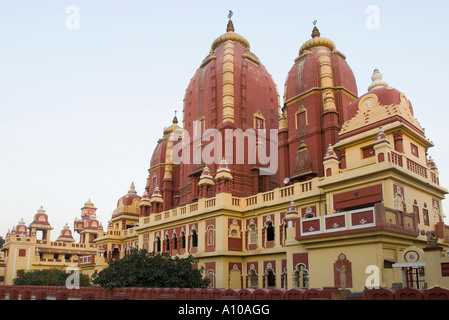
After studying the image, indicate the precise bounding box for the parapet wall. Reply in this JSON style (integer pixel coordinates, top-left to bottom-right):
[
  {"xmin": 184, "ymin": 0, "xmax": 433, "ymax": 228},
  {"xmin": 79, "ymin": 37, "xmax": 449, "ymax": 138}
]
[{"xmin": 0, "ymin": 285, "xmax": 449, "ymax": 300}]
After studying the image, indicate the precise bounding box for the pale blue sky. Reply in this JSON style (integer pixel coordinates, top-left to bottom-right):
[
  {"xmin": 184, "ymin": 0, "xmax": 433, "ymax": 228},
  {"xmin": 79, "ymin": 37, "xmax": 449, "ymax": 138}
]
[{"xmin": 0, "ymin": 0, "xmax": 448, "ymax": 239}]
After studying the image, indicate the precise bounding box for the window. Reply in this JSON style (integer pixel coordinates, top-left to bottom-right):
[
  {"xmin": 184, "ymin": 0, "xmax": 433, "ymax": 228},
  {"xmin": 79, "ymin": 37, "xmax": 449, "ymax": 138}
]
[
  {"xmin": 248, "ymin": 224, "xmax": 258, "ymax": 245},
  {"xmin": 173, "ymin": 234, "xmax": 178, "ymax": 250},
  {"xmin": 191, "ymin": 229, "xmax": 198, "ymax": 248},
  {"xmin": 362, "ymin": 146, "xmax": 375, "ymax": 159},
  {"xmin": 293, "ymin": 264, "xmax": 309, "ymax": 288},
  {"xmin": 206, "ymin": 226, "xmax": 215, "ymax": 246},
  {"xmin": 265, "ymin": 268, "xmax": 276, "ymax": 288},
  {"xmin": 18, "ymin": 249, "xmax": 27, "ymax": 257},
  {"xmin": 405, "ymin": 266, "xmax": 425, "ymax": 289},
  {"xmin": 112, "ymin": 247, "xmax": 120, "ymax": 260},
  {"xmin": 266, "ymin": 222, "xmax": 275, "ymax": 242},
  {"xmin": 258, "ymin": 175, "xmax": 264, "ymax": 193},
  {"xmin": 248, "ymin": 269, "xmax": 258, "ymax": 288},
  {"xmin": 423, "ymin": 209, "xmax": 430, "ymax": 226},
  {"xmin": 410, "ymin": 143, "xmax": 419, "ymax": 158},
  {"xmin": 256, "ymin": 117, "xmax": 264, "ymax": 129},
  {"xmin": 296, "ymin": 110, "xmax": 306, "ymax": 137},
  {"xmin": 181, "ymin": 232, "xmax": 186, "ymax": 249},
  {"xmin": 165, "ymin": 235, "xmax": 170, "ymax": 251},
  {"xmin": 413, "ymin": 205, "xmax": 420, "ymax": 224},
  {"xmin": 156, "ymin": 237, "xmax": 161, "ymax": 252}
]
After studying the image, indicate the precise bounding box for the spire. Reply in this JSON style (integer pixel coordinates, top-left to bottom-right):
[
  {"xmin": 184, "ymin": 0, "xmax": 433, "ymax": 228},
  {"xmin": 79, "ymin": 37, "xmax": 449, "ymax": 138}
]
[
  {"xmin": 368, "ymin": 68, "xmax": 389, "ymax": 91},
  {"xmin": 374, "ymin": 126, "xmax": 390, "ymax": 145},
  {"xmin": 227, "ymin": 10, "xmax": 234, "ymax": 32},
  {"xmin": 128, "ymin": 182, "xmax": 137, "ymax": 194},
  {"xmin": 172, "ymin": 110, "xmax": 178, "ymax": 124},
  {"xmin": 323, "ymin": 144, "xmax": 338, "ymax": 160}
]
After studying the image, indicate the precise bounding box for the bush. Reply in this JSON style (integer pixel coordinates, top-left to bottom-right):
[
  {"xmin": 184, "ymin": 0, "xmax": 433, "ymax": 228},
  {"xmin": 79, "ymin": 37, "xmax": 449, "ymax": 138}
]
[
  {"xmin": 13, "ymin": 268, "xmax": 91, "ymax": 286},
  {"xmin": 92, "ymin": 248, "xmax": 210, "ymax": 291}
]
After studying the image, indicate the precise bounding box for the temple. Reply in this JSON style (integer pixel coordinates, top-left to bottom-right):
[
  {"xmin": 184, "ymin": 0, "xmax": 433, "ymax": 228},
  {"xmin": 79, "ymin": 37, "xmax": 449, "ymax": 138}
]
[{"xmin": 1, "ymin": 17, "xmax": 449, "ymax": 292}]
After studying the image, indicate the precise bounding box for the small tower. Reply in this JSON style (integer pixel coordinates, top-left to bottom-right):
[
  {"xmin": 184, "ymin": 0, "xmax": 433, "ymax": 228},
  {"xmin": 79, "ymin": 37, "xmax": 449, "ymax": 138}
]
[
  {"xmin": 150, "ymin": 186, "xmax": 164, "ymax": 213},
  {"xmin": 75, "ymin": 199, "xmax": 97, "ymax": 235},
  {"xmin": 373, "ymin": 126, "xmax": 391, "ymax": 163},
  {"xmin": 323, "ymin": 144, "xmax": 340, "ymax": 177},
  {"xmin": 215, "ymin": 158, "xmax": 233, "ymax": 193},
  {"xmin": 198, "ymin": 166, "xmax": 215, "ymax": 198},
  {"xmin": 28, "ymin": 206, "xmax": 53, "ymax": 242},
  {"xmin": 284, "ymin": 201, "xmax": 300, "ymax": 245},
  {"xmin": 56, "ymin": 223, "xmax": 76, "ymax": 243}
]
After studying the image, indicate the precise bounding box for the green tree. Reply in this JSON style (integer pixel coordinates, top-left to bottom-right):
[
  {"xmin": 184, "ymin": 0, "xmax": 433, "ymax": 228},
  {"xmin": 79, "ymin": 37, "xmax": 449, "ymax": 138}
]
[
  {"xmin": 92, "ymin": 248, "xmax": 210, "ymax": 291},
  {"xmin": 13, "ymin": 268, "xmax": 91, "ymax": 286}
]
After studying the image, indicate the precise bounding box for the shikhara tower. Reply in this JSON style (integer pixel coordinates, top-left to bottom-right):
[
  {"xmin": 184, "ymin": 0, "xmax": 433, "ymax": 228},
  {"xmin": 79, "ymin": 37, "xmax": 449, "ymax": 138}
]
[{"xmin": 146, "ymin": 16, "xmax": 281, "ymax": 211}]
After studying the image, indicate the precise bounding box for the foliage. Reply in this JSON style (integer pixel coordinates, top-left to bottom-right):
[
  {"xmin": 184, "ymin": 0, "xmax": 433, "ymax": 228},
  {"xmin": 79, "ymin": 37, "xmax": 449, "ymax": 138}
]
[
  {"xmin": 91, "ymin": 248, "xmax": 210, "ymax": 291},
  {"xmin": 13, "ymin": 268, "xmax": 91, "ymax": 286}
]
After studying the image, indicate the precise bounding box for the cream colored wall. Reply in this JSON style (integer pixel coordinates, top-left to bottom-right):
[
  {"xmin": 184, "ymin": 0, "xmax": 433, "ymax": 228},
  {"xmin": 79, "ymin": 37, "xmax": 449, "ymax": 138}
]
[
  {"xmin": 401, "ymin": 134, "xmax": 427, "ymax": 167},
  {"xmin": 307, "ymin": 242, "xmax": 382, "ymax": 292}
]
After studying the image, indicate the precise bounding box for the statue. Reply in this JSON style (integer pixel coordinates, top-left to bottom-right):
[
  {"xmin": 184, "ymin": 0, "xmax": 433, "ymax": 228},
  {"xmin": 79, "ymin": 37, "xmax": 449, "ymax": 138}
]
[
  {"xmin": 336, "ymin": 265, "xmax": 347, "ymax": 289},
  {"xmin": 427, "ymin": 230, "xmax": 439, "ymax": 247}
]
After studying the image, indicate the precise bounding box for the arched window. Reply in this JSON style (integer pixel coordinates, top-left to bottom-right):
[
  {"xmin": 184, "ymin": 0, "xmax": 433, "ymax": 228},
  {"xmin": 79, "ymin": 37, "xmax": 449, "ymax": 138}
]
[
  {"xmin": 265, "ymin": 268, "xmax": 276, "ymax": 288},
  {"xmin": 293, "ymin": 263, "xmax": 309, "ymax": 288},
  {"xmin": 206, "ymin": 226, "xmax": 215, "ymax": 246},
  {"xmin": 248, "ymin": 269, "xmax": 258, "ymax": 288},
  {"xmin": 248, "ymin": 224, "xmax": 257, "ymax": 245}
]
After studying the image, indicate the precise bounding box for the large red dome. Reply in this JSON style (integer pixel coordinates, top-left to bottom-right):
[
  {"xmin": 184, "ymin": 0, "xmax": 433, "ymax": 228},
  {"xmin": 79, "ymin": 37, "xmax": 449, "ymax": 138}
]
[{"xmin": 284, "ymin": 27, "xmax": 358, "ymax": 123}]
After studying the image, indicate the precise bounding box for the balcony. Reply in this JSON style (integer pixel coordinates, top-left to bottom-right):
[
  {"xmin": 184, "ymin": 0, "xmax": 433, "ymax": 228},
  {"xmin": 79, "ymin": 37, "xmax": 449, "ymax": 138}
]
[{"xmin": 296, "ymin": 203, "xmax": 419, "ymax": 240}]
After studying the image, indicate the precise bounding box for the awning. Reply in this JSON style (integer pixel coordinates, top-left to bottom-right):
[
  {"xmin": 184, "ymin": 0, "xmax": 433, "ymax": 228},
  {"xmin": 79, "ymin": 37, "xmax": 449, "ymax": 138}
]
[{"xmin": 392, "ymin": 262, "xmax": 425, "ymax": 268}]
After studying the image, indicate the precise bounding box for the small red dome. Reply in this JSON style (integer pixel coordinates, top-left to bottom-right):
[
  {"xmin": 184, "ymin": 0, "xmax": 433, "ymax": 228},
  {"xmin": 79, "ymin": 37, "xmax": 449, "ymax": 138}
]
[
  {"xmin": 117, "ymin": 183, "xmax": 141, "ymax": 207},
  {"xmin": 347, "ymin": 69, "xmax": 414, "ymax": 121}
]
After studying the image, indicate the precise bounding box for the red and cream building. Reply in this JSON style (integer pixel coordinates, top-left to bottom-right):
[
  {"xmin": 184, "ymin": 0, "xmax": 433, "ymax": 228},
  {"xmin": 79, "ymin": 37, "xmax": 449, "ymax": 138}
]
[{"xmin": 1, "ymin": 17, "xmax": 449, "ymax": 291}]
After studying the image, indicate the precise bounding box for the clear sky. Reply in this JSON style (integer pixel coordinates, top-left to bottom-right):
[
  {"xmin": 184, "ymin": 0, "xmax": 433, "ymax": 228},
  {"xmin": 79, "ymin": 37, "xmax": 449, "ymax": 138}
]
[{"xmin": 0, "ymin": 0, "xmax": 448, "ymax": 240}]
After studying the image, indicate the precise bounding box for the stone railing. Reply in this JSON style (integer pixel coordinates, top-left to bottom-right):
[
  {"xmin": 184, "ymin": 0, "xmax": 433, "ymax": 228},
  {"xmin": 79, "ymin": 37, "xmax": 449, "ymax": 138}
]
[{"xmin": 141, "ymin": 179, "xmax": 318, "ymax": 226}]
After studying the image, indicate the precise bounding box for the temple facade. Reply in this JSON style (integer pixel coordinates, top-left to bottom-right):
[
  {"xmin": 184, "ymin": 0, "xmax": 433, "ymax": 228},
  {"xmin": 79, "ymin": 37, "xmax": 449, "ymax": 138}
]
[{"xmin": 1, "ymin": 17, "xmax": 449, "ymax": 292}]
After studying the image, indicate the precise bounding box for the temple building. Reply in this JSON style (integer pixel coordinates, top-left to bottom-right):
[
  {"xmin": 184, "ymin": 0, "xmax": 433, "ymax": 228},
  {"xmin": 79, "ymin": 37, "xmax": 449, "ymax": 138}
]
[{"xmin": 1, "ymin": 17, "xmax": 449, "ymax": 292}]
